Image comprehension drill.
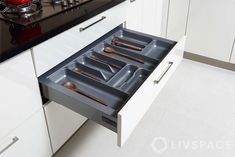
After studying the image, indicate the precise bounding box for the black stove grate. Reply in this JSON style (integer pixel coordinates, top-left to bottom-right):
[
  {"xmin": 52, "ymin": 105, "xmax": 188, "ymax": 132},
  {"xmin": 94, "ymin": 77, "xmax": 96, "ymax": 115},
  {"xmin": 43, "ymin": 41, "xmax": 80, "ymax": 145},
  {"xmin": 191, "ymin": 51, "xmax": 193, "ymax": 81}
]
[{"xmin": 0, "ymin": 0, "xmax": 92, "ymax": 26}]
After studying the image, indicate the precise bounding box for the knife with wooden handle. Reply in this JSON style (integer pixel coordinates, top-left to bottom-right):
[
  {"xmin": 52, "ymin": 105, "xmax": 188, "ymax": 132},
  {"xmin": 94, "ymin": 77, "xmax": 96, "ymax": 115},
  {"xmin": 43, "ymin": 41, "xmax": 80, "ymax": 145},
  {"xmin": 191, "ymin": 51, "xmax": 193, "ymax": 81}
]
[
  {"xmin": 103, "ymin": 47, "xmax": 145, "ymax": 64},
  {"xmin": 112, "ymin": 37, "xmax": 143, "ymax": 51}
]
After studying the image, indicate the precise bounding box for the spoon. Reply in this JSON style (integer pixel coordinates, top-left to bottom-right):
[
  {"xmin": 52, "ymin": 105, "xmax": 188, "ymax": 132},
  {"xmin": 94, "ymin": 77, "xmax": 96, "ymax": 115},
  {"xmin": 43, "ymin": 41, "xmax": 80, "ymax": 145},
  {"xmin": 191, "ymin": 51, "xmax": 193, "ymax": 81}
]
[
  {"xmin": 103, "ymin": 47, "xmax": 144, "ymax": 64},
  {"xmin": 63, "ymin": 82, "xmax": 107, "ymax": 106},
  {"xmin": 112, "ymin": 37, "xmax": 143, "ymax": 51}
]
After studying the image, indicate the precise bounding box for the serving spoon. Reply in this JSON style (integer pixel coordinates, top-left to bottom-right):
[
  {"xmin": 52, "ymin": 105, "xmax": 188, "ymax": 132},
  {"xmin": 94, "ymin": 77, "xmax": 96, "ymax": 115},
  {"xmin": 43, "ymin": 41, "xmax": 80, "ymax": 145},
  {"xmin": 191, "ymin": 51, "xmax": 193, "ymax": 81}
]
[{"xmin": 63, "ymin": 82, "xmax": 107, "ymax": 106}]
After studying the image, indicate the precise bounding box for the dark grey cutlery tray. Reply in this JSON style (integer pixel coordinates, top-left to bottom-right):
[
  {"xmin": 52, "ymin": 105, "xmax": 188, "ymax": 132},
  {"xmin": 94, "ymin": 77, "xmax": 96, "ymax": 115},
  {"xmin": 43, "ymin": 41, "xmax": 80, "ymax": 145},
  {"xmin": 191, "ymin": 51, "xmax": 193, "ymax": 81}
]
[{"xmin": 39, "ymin": 25, "xmax": 176, "ymax": 132}]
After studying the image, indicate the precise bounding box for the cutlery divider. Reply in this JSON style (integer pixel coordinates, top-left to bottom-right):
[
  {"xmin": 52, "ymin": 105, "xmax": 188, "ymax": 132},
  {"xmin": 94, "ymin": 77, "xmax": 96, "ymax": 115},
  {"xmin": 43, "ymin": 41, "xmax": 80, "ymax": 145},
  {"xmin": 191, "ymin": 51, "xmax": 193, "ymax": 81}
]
[
  {"xmin": 59, "ymin": 69, "xmax": 129, "ymax": 111},
  {"xmin": 67, "ymin": 61, "xmax": 108, "ymax": 81},
  {"xmin": 119, "ymin": 69, "xmax": 150, "ymax": 93},
  {"xmin": 107, "ymin": 65, "xmax": 138, "ymax": 88},
  {"xmin": 78, "ymin": 55, "xmax": 118, "ymax": 73},
  {"xmin": 112, "ymin": 29, "xmax": 153, "ymax": 46},
  {"xmin": 90, "ymin": 51, "xmax": 127, "ymax": 69},
  {"xmin": 93, "ymin": 43, "xmax": 159, "ymax": 69},
  {"xmin": 84, "ymin": 56, "xmax": 117, "ymax": 73},
  {"xmin": 39, "ymin": 25, "xmax": 177, "ymax": 118},
  {"xmin": 142, "ymin": 39, "xmax": 177, "ymax": 60}
]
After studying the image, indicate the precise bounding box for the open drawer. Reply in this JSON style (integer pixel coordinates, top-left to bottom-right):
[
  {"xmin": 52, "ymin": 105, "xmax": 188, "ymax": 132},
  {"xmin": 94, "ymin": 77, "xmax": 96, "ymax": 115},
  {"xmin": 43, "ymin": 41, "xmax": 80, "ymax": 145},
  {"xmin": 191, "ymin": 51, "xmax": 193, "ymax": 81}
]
[{"xmin": 39, "ymin": 25, "xmax": 185, "ymax": 147}]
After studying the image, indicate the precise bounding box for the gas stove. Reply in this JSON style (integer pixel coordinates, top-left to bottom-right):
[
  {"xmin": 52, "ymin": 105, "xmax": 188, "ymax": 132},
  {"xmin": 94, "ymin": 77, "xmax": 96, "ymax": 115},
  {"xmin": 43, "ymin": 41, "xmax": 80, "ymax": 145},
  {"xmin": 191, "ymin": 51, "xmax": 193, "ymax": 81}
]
[{"xmin": 0, "ymin": 0, "xmax": 92, "ymax": 26}]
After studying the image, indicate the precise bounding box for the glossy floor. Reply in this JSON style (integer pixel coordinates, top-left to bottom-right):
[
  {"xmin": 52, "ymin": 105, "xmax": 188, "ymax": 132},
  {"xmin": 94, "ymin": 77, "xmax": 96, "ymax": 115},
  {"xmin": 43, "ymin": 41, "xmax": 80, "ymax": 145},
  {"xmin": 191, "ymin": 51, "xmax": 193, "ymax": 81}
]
[{"xmin": 54, "ymin": 59, "xmax": 235, "ymax": 157}]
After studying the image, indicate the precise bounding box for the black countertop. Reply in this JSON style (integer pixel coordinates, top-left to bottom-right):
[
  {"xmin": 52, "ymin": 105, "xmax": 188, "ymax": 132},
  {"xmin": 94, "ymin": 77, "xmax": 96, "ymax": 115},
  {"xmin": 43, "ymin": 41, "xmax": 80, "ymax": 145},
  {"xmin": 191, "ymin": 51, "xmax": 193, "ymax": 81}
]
[{"xmin": 0, "ymin": 0, "xmax": 125, "ymax": 63}]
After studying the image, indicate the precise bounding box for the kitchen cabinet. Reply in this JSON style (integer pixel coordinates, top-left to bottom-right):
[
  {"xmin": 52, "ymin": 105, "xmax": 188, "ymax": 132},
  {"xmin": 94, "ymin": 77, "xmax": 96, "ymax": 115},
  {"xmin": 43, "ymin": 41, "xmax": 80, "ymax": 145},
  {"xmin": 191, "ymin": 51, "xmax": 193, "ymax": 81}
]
[
  {"xmin": 39, "ymin": 24, "xmax": 186, "ymax": 147},
  {"xmin": 44, "ymin": 102, "xmax": 87, "ymax": 153},
  {"xmin": 0, "ymin": 109, "xmax": 52, "ymax": 157},
  {"xmin": 185, "ymin": 0, "xmax": 235, "ymax": 62},
  {"xmin": 126, "ymin": 0, "xmax": 163, "ymax": 36},
  {"xmin": 0, "ymin": 50, "xmax": 42, "ymax": 142},
  {"xmin": 32, "ymin": 2, "xmax": 127, "ymax": 152},
  {"xmin": 126, "ymin": 0, "xmax": 143, "ymax": 32},
  {"xmin": 141, "ymin": 0, "xmax": 163, "ymax": 36},
  {"xmin": 166, "ymin": 0, "xmax": 190, "ymax": 41},
  {"xmin": 230, "ymin": 38, "xmax": 235, "ymax": 64}
]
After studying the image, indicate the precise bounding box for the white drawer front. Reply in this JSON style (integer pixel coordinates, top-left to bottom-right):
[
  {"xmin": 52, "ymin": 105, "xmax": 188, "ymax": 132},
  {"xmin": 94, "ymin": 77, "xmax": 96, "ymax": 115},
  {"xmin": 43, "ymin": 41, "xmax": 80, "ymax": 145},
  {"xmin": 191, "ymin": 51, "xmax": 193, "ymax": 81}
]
[
  {"xmin": 44, "ymin": 101, "xmax": 87, "ymax": 153},
  {"xmin": 117, "ymin": 36, "xmax": 186, "ymax": 146},
  {"xmin": 0, "ymin": 109, "xmax": 52, "ymax": 157},
  {"xmin": 33, "ymin": 2, "xmax": 127, "ymax": 77},
  {"xmin": 0, "ymin": 51, "xmax": 42, "ymax": 141}
]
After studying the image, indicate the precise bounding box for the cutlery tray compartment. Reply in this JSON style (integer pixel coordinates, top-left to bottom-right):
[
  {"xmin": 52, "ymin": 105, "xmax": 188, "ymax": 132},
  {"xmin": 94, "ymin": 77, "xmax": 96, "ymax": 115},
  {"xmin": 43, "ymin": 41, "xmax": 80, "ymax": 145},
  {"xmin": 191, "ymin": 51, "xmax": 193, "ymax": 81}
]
[
  {"xmin": 39, "ymin": 25, "xmax": 177, "ymax": 132},
  {"xmin": 50, "ymin": 69, "xmax": 128, "ymax": 112},
  {"xmin": 112, "ymin": 29, "xmax": 153, "ymax": 46}
]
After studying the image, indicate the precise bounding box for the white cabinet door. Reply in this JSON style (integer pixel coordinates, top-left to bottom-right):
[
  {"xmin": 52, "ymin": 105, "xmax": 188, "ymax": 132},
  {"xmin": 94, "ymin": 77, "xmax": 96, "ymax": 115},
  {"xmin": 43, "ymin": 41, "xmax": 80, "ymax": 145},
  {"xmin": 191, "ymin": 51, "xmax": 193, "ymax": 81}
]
[
  {"xmin": 0, "ymin": 109, "xmax": 52, "ymax": 157},
  {"xmin": 44, "ymin": 102, "xmax": 87, "ymax": 153},
  {"xmin": 166, "ymin": 0, "xmax": 190, "ymax": 40},
  {"xmin": 185, "ymin": 0, "xmax": 235, "ymax": 62},
  {"xmin": 0, "ymin": 51, "xmax": 42, "ymax": 141},
  {"xmin": 141, "ymin": 0, "xmax": 163, "ymax": 36},
  {"xmin": 127, "ymin": 0, "xmax": 163, "ymax": 36},
  {"xmin": 231, "ymin": 38, "xmax": 235, "ymax": 64},
  {"xmin": 126, "ymin": 0, "xmax": 143, "ymax": 32}
]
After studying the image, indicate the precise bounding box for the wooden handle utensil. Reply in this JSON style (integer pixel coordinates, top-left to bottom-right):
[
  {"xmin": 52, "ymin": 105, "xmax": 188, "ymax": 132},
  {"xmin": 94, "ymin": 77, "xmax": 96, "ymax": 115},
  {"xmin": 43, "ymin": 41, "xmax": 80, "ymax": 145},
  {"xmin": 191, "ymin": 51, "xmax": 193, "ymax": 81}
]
[
  {"xmin": 103, "ymin": 47, "xmax": 144, "ymax": 64},
  {"xmin": 73, "ymin": 67, "xmax": 101, "ymax": 81},
  {"xmin": 112, "ymin": 37, "xmax": 143, "ymax": 51},
  {"xmin": 63, "ymin": 82, "xmax": 107, "ymax": 106}
]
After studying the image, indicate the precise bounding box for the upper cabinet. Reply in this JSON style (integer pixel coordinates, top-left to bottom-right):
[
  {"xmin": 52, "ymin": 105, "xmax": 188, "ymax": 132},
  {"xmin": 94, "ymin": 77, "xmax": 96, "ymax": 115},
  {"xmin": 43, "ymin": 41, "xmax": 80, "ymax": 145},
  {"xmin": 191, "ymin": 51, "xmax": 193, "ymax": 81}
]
[
  {"xmin": 126, "ymin": 0, "xmax": 163, "ymax": 36},
  {"xmin": 185, "ymin": 0, "xmax": 235, "ymax": 62},
  {"xmin": 166, "ymin": 0, "xmax": 190, "ymax": 41}
]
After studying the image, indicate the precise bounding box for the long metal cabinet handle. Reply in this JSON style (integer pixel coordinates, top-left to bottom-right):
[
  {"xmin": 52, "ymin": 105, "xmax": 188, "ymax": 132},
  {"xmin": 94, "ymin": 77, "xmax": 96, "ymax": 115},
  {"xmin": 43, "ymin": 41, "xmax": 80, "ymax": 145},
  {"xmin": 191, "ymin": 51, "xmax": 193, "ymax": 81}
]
[
  {"xmin": 154, "ymin": 61, "xmax": 173, "ymax": 84},
  {"xmin": 0, "ymin": 137, "xmax": 19, "ymax": 155},
  {"xmin": 130, "ymin": 0, "xmax": 136, "ymax": 2},
  {"xmin": 79, "ymin": 16, "xmax": 106, "ymax": 32}
]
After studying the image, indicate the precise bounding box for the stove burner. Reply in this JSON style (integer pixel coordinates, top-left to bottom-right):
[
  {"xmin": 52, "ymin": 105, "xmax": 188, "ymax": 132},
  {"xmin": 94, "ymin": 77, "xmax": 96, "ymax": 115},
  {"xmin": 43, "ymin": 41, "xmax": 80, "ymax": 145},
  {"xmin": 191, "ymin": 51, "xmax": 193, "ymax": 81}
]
[
  {"xmin": 1, "ymin": 0, "xmax": 42, "ymax": 19},
  {"xmin": 0, "ymin": 0, "xmax": 92, "ymax": 26}
]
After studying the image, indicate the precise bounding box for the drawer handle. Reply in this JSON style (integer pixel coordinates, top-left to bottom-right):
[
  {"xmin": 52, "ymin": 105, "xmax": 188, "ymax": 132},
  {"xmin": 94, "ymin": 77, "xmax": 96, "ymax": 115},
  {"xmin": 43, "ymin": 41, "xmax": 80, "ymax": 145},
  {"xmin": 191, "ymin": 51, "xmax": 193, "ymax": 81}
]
[
  {"xmin": 0, "ymin": 137, "xmax": 19, "ymax": 155},
  {"xmin": 154, "ymin": 61, "xmax": 173, "ymax": 84},
  {"xmin": 79, "ymin": 16, "xmax": 106, "ymax": 32},
  {"xmin": 130, "ymin": 0, "xmax": 136, "ymax": 2}
]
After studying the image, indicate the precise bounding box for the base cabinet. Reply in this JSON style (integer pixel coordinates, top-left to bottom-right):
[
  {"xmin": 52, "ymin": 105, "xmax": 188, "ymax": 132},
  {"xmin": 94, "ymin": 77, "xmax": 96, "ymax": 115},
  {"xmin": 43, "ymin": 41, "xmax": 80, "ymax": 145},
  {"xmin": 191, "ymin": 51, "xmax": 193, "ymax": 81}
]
[
  {"xmin": 44, "ymin": 102, "xmax": 87, "ymax": 153},
  {"xmin": 38, "ymin": 23, "xmax": 185, "ymax": 147},
  {"xmin": 141, "ymin": 0, "xmax": 163, "ymax": 36},
  {"xmin": 185, "ymin": 0, "xmax": 235, "ymax": 61},
  {"xmin": 0, "ymin": 50, "xmax": 42, "ymax": 142},
  {"xmin": 0, "ymin": 109, "xmax": 52, "ymax": 157},
  {"xmin": 32, "ymin": 2, "xmax": 127, "ymax": 152},
  {"xmin": 166, "ymin": 0, "xmax": 190, "ymax": 41},
  {"xmin": 126, "ymin": 0, "xmax": 163, "ymax": 36},
  {"xmin": 126, "ymin": 0, "xmax": 142, "ymax": 32}
]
